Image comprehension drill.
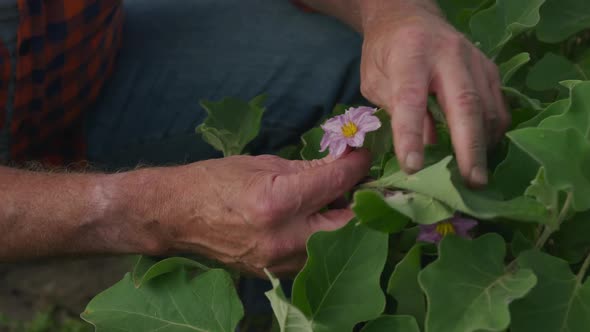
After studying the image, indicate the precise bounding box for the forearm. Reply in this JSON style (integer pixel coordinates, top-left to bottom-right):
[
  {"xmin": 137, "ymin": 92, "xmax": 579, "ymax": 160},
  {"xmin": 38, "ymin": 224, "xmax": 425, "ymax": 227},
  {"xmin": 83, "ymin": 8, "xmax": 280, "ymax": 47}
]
[
  {"xmin": 300, "ymin": 0, "xmax": 441, "ymax": 33},
  {"xmin": 0, "ymin": 166, "xmax": 165, "ymax": 261}
]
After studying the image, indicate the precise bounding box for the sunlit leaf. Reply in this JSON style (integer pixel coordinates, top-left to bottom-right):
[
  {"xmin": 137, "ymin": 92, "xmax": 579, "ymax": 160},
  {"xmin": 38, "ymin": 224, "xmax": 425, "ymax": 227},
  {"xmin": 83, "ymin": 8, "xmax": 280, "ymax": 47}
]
[
  {"xmin": 511, "ymin": 250, "xmax": 590, "ymax": 332},
  {"xmin": 500, "ymin": 52, "xmax": 531, "ymax": 84},
  {"xmin": 83, "ymin": 269, "xmax": 243, "ymax": 332},
  {"xmin": 470, "ymin": 0, "xmax": 545, "ymax": 56},
  {"xmin": 196, "ymin": 95, "xmax": 266, "ymax": 157},
  {"xmin": 419, "ymin": 234, "xmax": 537, "ymax": 332},
  {"xmin": 508, "ymin": 128, "xmax": 590, "ymax": 211},
  {"xmin": 368, "ymin": 157, "xmax": 549, "ymax": 223},
  {"xmin": 265, "ymin": 270, "xmax": 313, "ymax": 332},
  {"xmin": 292, "ymin": 221, "xmax": 387, "ymax": 332}
]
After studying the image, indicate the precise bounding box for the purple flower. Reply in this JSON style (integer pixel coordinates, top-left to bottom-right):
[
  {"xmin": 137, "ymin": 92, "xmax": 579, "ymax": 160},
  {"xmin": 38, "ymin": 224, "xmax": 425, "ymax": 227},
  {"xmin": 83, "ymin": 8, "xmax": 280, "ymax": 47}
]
[
  {"xmin": 320, "ymin": 106, "xmax": 382, "ymax": 158},
  {"xmin": 417, "ymin": 217, "xmax": 478, "ymax": 244}
]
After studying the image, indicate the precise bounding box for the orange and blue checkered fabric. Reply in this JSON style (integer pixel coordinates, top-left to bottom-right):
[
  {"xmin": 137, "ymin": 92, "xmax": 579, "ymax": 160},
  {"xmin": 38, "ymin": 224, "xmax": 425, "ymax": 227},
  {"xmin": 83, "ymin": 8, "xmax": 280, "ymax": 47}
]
[{"xmin": 0, "ymin": 0, "xmax": 123, "ymax": 165}]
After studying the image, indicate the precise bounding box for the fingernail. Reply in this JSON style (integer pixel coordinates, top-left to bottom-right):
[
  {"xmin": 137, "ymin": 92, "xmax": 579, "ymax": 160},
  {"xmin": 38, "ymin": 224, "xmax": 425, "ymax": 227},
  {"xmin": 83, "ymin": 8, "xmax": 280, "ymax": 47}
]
[
  {"xmin": 405, "ymin": 152, "xmax": 423, "ymax": 173},
  {"xmin": 470, "ymin": 167, "xmax": 488, "ymax": 186}
]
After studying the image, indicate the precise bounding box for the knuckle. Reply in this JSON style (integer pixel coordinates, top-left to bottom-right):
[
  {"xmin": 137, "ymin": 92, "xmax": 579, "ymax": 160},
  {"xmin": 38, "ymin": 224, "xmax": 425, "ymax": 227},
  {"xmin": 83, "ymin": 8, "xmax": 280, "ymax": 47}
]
[
  {"xmin": 456, "ymin": 90, "xmax": 483, "ymax": 111},
  {"xmin": 395, "ymin": 86, "xmax": 427, "ymax": 110},
  {"xmin": 395, "ymin": 25, "xmax": 431, "ymax": 49},
  {"xmin": 329, "ymin": 167, "xmax": 348, "ymax": 190},
  {"xmin": 360, "ymin": 80, "xmax": 377, "ymax": 99},
  {"xmin": 251, "ymin": 195, "xmax": 286, "ymax": 226}
]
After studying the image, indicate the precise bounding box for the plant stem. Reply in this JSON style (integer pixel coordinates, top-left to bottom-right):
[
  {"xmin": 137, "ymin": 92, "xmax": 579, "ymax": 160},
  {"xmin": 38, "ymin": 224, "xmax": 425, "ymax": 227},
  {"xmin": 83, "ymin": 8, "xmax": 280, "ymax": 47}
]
[
  {"xmin": 535, "ymin": 192, "xmax": 574, "ymax": 249},
  {"xmin": 576, "ymin": 251, "xmax": 590, "ymax": 285}
]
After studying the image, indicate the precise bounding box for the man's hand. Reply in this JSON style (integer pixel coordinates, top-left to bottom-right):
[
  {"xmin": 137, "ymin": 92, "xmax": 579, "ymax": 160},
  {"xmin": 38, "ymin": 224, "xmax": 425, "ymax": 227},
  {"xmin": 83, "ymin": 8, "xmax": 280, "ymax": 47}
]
[
  {"xmin": 150, "ymin": 150, "xmax": 371, "ymax": 277},
  {"xmin": 302, "ymin": 0, "xmax": 511, "ymax": 187},
  {"xmin": 359, "ymin": 1, "xmax": 510, "ymax": 187}
]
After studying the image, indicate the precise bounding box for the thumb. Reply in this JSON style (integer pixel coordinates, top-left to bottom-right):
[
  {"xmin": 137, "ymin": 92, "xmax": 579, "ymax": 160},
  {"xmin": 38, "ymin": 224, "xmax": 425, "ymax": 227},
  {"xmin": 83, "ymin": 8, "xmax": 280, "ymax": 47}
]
[{"xmin": 285, "ymin": 149, "xmax": 371, "ymax": 215}]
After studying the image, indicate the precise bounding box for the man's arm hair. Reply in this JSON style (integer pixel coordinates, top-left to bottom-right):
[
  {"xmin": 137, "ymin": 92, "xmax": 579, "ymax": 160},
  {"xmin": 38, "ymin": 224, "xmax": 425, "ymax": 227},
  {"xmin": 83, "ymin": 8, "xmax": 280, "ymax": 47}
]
[{"xmin": 0, "ymin": 165, "xmax": 164, "ymax": 261}]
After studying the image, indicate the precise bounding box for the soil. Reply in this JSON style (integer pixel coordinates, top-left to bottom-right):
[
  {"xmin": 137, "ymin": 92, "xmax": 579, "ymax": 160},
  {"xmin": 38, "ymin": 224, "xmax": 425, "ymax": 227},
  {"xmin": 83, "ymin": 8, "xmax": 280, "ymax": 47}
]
[{"xmin": 0, "ymin": 256, "xmax": 133, "ymax": 322}]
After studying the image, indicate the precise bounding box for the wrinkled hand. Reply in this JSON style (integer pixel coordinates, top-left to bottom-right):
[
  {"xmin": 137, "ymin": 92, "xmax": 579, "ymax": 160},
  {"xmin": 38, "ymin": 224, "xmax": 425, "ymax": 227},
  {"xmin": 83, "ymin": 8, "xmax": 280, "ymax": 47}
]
[
  {"xmin": 154, "ymin": 150, "xmax": 370, "ymax": 277},
  {"xmin": 359, "ymin": 1, "xmax": 510, "ymax": 187}
]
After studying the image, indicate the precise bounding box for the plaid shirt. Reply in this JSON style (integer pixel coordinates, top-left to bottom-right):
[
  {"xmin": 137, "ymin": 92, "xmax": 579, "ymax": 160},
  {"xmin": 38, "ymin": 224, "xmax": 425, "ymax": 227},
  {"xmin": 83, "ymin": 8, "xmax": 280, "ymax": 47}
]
[
  {"xmin": 0, "ymin": 0, "xmax": 123, "ymax": 165},
  {"xmin": 0, "ymin": 1, "xmax": 314, "ymax": 165}
]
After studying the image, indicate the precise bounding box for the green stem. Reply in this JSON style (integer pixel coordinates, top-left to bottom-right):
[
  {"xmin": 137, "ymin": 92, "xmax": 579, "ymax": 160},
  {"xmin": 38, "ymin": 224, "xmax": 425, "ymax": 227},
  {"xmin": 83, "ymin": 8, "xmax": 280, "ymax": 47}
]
[
  {"xmin": 576, "ymin": 251, "xmax": 590, "ymax": 285},
  {"xmin": 535, "ymin": 192, "xmax": 573, "ymax": 249}
]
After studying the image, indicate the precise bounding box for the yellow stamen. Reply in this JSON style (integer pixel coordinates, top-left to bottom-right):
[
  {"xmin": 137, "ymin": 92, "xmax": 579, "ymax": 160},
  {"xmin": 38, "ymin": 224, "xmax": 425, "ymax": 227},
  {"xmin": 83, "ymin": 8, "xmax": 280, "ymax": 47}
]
[
  {"xmin": 341, "ymin": 121, "xmax": 358, "ymax": 138},
  {"xmin": 436, "ymin": 221, "xmax": 456, "ymax": 236}
]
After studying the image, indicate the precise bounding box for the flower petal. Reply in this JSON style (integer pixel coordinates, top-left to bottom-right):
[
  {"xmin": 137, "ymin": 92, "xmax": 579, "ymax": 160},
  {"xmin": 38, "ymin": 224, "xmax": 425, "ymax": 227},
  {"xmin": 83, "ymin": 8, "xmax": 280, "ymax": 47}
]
[
  {"xmin": 320, "ymin": 132, "xmax": 334, "ymax": 152},
  {"xmin": 321, "ymin": 115, "xmax": 346, "ymax": 133},
  {"xmin": 417, "ymin": 224, "xmax": 442, "ymax": 244},
  {"xmin": 452, "ymin": 218, "xmax": 478, "ymax": 238},
  {"xmin": 348, "ymin": 132, "xmax": 365, "ymax": 147},
  {"xmin": 329, "ymin": 139, "xmax": 348, "ymax": 158},
  {"xmin": 356, "ymin": 114, "xmax": 382, "ymax": 133}
]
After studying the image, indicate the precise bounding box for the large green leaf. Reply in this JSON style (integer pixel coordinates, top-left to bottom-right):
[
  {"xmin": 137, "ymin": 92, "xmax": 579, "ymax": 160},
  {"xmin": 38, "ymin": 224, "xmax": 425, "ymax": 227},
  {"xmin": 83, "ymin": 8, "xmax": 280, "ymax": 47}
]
[
  {"xmin": 525, "ymin": 167, "xmax": 558, "ymax": 212},
  {"xmin": 492, "ymin": 93, "xmax": 580, "ymax": 199},
  {"xmin": 527, "ymin": 53, "xmax": 590, "ymax": 91},
  {"xmin": 300, "ymin": 127, "xmax": 328, "ymax": 161},
  {"xmin": 499, "ymin": 52, "xmax": 531, "ymax": 84},
  {"xmin": 536, "ymin": 0, "xmax": 590, "ymax": 42},
  {"xmin": 368, "ymin": 157, "xmax": 549, "ymax": 223},
  {"xmin": 508, "ymin": 128, "xmax": 590, "ymax": 211},
  {"xmin": 419, "ymin": 234, "xmax": 537, "ymax": 332},
  {"xmin": 436, "ymin": 0, "xmax": 490, "ymax": 33},
  {"xmin": 132, "ymin": 256, "xmax": 209, "ymax": 287},
  {"xmin": 82, "ymin": 269, "xmax": 243, "ymax": 332},
  {"xmin": 196, "ymin": 95, "xmax": 266, "ymax": 157},
  {"xmin": 511, "ymin": 250, "xmax": 590, "ymax": 332},
  {"xmin": 387, "ymin": 245, "xmax": 425, "ymax": 328},
  {"xmin": 553, "ymin": 210, "xmax": 590, "ymax": 264},
  {"xmin": 538, "ymin": 80, "xmax": 590, "ymax": 135},
  {"xmin": 470, "ymin": 0, "xmax": 545, "ymax": 56},
  {"xmin": 385, "ymin": 191, "xmax": 454, "ymax": 225},
  {"xmin": 292, "ymin": 221, "xmax": 387, "ymax": 332},
  {"xmin": 265, "ymin": 270, "xmax": 313, "ymax": 332},
  {"xmin": 352, "ymin": 190, "xmax": 410, "ymax": 233},
  {"xmin": 360, "ymin": 315, "xmax": 420, "ymax": 332}
]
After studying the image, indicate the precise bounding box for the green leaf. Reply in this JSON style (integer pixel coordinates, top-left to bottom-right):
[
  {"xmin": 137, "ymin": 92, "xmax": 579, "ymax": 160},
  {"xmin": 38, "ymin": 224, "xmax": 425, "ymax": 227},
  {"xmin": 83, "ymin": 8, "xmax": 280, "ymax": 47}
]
[
  {"xmin": 501, "ymin": 86, "xmax": 543, "ymax": 111},
  {"xmin": 536, "ymin": 0, "xmax": 590, "ymax": 42},
  {"xmin": 292, "ymin": 221, "xmax": 388, "ymax": 332},
  {"xmin": 265, "ymin": 270, "xmax": 313, "ymax": 332},
  {"xmin": 437, "ymin": 0, "xmax": 490, "ymax": 33},
  {"xmin": 368, "ymin": 157, "xmax": 549, "ymax": 223},
  {"xmin": 538, "ymin": 80, "xmax": 590, "ymax": 135},
  {"xmin": 508, "ymin": 128, "xmax": 590, "ymax": 211},
  {"xmin": 360, "ymin": 315, "xmax": 420, "ymax": 332},
  {"xmin": 352, "ymin": 190, "xmax": 410, "ymax": 234},
  {"xmin": 499, "ymin": 52, "xmax": 531, "ymax": 84},
  {"xmin": 363, "ymin": 110, "xmax": 393, "ymax": 157},
  {"xmin": 385, "ymin": 191, "xmax": 454, "ymax": 225},
  {"xmin": 553, "ymin": 210, "xmax": 590, "ymax": 264},
  {"xmin": 387, "ymin": 245, "xmax": 425, "ymax": 328},
  {"xmin": 525, "ymin": 167, "xmax": 558, "ymax": 212},
  {"xmin": 511, "ymin": 250, "xmax": 590, "ymax": 332},
  {"xmin": 511, "ymin": 230, "xmax": 534, "ymax": 258},
  {"xmin": 419, "ymin": 234, "xmax": 537, "ymax": 332},
  {"xmin": 132, "ymin": 256, "xmax": 208, "ymax": 287},
  {"xmin": 300, "ymin": 127, "xmax": 328, "ymax": 161},
  {"xmin": 526, "ymin": 53, "xmax": 590, "ymax": 91},
  {"xmin": 470, "ymin": 0, "xmax": 546, "ymax": 56},
  {"xmin": 82, "ymin": 268, "xmax": 243, "ymax": 332},
  {"xmin": 196, "ymin": 95, "xmax": 266, "ymax": 157}
]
